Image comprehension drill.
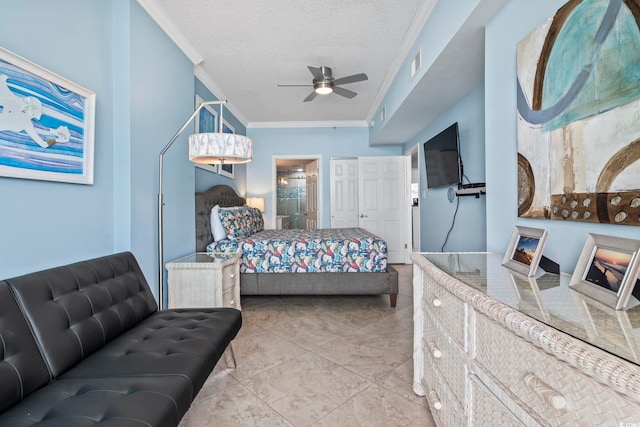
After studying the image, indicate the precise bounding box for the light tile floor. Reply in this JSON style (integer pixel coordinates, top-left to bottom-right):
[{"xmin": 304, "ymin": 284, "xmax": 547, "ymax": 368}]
[{"xmin": 179, "ymin": 264, "xmax": 435, "ymax": 427}]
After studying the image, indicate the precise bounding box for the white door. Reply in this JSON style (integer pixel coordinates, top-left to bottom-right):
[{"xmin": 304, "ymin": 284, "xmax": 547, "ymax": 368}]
[
  {"xmin": 305, "ymin": 160, "xmax": 318, "ymax": 229},
  {"xmin": 358, "ymin": 156, "xmax": 408, "ymax": 263},
  {"xmin": 330, "ymin": 158, "xmax": 359, "ymax": 228}
]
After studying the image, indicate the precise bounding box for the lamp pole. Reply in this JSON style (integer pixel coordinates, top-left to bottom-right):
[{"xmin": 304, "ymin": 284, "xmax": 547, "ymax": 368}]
[{"xmin": 158, "ymin": 100, "xmax": 226, "ymax": 309}]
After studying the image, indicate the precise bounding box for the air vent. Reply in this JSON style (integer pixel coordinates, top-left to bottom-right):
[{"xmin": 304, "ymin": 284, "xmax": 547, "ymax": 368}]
[
  {"xmin": 380, "ymin": 106, "xmax": 386, "ymax": 122},
  {"xmin": 411, "ymin": 49, "xmax": 421, "ymax": 79}
]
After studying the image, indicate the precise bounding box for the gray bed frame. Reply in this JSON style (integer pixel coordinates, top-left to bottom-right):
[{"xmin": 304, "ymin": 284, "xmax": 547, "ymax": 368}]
[{"xmin": 195, "ymin": 185, "xmax": 398, "ymax": 306}]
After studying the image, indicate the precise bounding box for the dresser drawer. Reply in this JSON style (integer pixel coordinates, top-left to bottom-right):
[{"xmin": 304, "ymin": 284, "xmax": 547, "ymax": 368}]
[
  {"xmin": 424, "ymin": 313, "xmax": 466, "ymax": 407},
  {"xmin": 221, "ymin": 263, "xmax": 240, "ymax": 308},
  {"xmin": 221, "ymin": 264, "xmax": 237, "ymax": 289},
  {"xmin": 423, "ymin": 274, "xmax": 465, "ymax": 345},
  {"xmin": 474, "ymin": 313, "xmax": 640, "ymax": 426},
  {"xmin": 222, "ymin": 286, "xmax": 239, "ymax": 308},
  {"xmin": 470, "ymin": 375, "xmax": 523, "ymax": 427},
  {"xmin": 422, "ymin": 348, "xmax": 466, "ymax": 427}
]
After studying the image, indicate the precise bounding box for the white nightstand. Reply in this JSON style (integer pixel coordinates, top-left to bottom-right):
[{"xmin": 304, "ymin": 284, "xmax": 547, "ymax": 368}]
[{"xmin": 166, "ymin": 252, "xmax": 241, "ymax": 367}]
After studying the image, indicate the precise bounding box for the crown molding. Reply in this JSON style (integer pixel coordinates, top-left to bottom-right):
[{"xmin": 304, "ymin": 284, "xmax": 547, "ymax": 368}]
[
  {"xmin": 366, "ymin": 0, "xmax": 437, "ymax": 123},
  {"xmin": 136, "ymin": 0, "xmax": 204, "ymax": 65},
  {"xmin": 247, "ymin": 120, "xmax": 368, "ymax": 129}
]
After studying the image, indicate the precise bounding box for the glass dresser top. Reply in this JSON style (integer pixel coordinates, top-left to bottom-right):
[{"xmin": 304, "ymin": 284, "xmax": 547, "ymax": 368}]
[{"xmin": 420, "ymin": 252, "xmax": 640, "ymax": 366}]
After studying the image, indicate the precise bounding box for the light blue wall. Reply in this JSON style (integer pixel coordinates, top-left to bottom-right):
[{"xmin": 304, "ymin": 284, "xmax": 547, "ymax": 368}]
[
  {"xmin": 485, "ymin": 0, "xmax": 640, "ymax": 272},
  {"xmin": 405, "ymin": 86, "xmax": 486, "ymax": 252},
  {"xmin": 194, "ymin": 78, "xmax": 247, "ymax": 195},
  {"xmin": 0, "ymin": 0, "xmax": 116, "ymax": 278},
  {"xmin": 129, "ymin": 1, "xmax": 195, "ymax": 303},
  {"xmin": 246, "ymin": 126, "xmax": 401, "ymax": 228},
  {"xmin": 370, "ymin": 0, "xmax": 482, "ymax": 142},
  {"xmin": 11, "ymin": 0, "xmax": 634, "ymax": 286},
  {"xmin": 0, "ymin": 1, "xmax": 198, "ymax": 305},
  {"xmin": 113, "ymin": 2, "xmax": 133, "ymax": 253}
]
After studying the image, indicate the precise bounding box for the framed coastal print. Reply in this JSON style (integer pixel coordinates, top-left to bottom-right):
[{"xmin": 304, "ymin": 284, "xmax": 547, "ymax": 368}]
[
  {"xmin": 194, "ymin": 95, "xmax": 218, "ymax": 174},
  {"xmin": 570, "ymin": 234, "xmax": 640, "ymax": 310},
  {"xmin": 218, "ymin": 119, "xmax": 234, "ymax": 179},
  {"xmin": 502, "ymin": 226, "xmax": 548, "ymax": 276},
  {"xmin": 0, "ymin": 48, "xmax": 95, "ymax": 184}
]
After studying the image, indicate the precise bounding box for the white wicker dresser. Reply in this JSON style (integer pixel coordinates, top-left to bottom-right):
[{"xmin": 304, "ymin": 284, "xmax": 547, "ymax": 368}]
[{"xmin": 411, "ymin": 252, "xmax": 640, "ymax": 427}]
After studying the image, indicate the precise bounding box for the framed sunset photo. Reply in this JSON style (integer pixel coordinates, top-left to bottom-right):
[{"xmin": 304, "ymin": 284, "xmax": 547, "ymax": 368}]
[
  {"xmin": 570, "ymin": 234, "xmax": 640, "ymax": 310},
  {"xmin": 502, "ymin": 226, "xmax": 548, "ymax": 276}
]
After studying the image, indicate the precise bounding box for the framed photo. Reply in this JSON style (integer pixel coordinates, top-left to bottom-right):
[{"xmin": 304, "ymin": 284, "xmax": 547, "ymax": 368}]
[
  {"xmin": 194, "ymin": 95, "xmax": 218, "ymax": 174},
  {"xmin": 0, "ymin": 47, "xmax": 95, "ymax": 184},
  {"xmin": 502, "ymin": 226, "xmax": 548, "ymax": 276},
  {"xmin": 570, "ymin": 234, "xmax": 640, "ymax": 310},
  {"xmin": 218, "ymin": 118, "xmax": 234, "ymax": 179}
]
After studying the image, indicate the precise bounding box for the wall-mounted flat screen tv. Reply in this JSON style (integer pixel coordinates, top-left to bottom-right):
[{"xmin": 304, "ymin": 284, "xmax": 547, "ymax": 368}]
[{"xmin": 423, "ymin": 122, "xmax": 461, "ymax": 188}]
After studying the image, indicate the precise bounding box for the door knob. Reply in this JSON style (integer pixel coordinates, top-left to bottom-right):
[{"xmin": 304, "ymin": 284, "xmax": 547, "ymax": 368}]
[{"xmin": 359, "ymin": 214, "xmax": 368, "ymax": 218}]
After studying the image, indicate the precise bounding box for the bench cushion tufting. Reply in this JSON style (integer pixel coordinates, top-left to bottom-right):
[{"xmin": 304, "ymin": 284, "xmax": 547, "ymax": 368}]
[
  {"xmin": 0, "ymin": 282, "xmax": 51, "ymax": 413},
  {"xmin": 61, "ymin": 307, "xmax": 242, "ymax": 394},
  {"xmin": 0, "ymin": 252, "xmax": 243, "ymax": 426},
  {"xmin": 6, "ymin": 252, "xmax": 158, "ymax": 377},
  {"xmin": 0, "ymin": 376, "xmax": 193, "ymax": 427}
]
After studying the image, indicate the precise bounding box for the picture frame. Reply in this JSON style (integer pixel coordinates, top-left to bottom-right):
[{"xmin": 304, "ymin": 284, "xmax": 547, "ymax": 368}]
[
  {"xmin": 502, "ymin": 226, "xmax": 548, "ymax": 276},
  {"xmin": 217, "ymin": 118, "xmax": 235, "ymax": 179},
  {"xmin": 0, "ymin": 47, "xmax": 95, "ymax": 185},
  {"xmin": 194, "ymin": 95, "xmax": 218, "ymax": 174},
  {"xmin": 570, "ymin": 233, "xmax": 640, "ymax": 310}
]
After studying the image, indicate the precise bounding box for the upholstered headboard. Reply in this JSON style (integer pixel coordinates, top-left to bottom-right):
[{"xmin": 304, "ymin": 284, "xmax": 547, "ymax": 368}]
[{"xmin": 195, "ymin": 185, "xmax": 246, "ymax": 252}]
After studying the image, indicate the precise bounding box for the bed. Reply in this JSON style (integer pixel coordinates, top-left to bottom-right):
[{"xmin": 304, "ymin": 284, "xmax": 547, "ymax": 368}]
[{"xmin": 195, "ymin": 185, "xmax": 398, "ymax": 306}]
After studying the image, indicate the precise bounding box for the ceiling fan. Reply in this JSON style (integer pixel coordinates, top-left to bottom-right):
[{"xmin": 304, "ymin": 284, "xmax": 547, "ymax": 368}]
[{"xmin": 278, "ymin": 66, "xmax": 368, "ymax": 102}]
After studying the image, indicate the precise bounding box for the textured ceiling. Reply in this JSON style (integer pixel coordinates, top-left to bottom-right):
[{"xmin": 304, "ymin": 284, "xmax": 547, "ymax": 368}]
[
  {"xmin": 140, "ymin": 0, "xmax": 508, "ymax": 145},
  {"xmin": 144, "ymin": 0, "xmax": 429, "ymax": 126}
]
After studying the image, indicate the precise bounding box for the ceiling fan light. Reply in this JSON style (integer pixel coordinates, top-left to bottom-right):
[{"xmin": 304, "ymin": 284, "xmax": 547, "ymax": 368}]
[{"xmin": 314, "ymin": 82, "xmax": 333, "ymax": 95}]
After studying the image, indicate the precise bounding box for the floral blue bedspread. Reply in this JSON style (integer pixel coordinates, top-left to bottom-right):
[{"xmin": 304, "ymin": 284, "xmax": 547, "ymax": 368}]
[{"xmin": 206, "ymin": 228, "xmax": 388, "ymax": 273}]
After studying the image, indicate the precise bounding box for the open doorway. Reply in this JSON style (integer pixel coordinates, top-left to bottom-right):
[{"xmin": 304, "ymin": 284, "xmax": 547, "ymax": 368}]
[{"xmin": 274, "ymin": 157, "xmax": 320, "ymax": 229}]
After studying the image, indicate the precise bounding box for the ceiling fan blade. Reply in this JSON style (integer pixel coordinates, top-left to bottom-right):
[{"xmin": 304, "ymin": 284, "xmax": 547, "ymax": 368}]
[
  {"xmin": 333, "ymin": 73, "xmax": 368, "ymax": 86},
  {"xmin": 303, "ymin": 91, "xmax": 318, "ymax": 102},
  {"xmin": 277, "ymin": 84, "xmax": 313, "ymax": 87},
  {"xmin": 307, "ymin": 66, "xmax": 325, "ymax": 81},
  {"xmin": 333, "ymin": 86, "xmax": 357, "ymax": 99}
]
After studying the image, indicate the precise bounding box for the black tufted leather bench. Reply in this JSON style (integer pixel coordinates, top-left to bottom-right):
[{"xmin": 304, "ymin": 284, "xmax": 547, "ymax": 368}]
[{"xmin": 0, "ymin": 252, "xmax": 242, "ymax": 427}]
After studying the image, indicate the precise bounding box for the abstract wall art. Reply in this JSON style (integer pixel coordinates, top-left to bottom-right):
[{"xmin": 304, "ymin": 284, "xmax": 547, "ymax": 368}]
[
  {"xmin": 0, "ymin": 48, "xmax": 95, "ymax": 184},
  {"xmin": 517, "ymin": 0, "xmax": 640, "ymax": 226}
]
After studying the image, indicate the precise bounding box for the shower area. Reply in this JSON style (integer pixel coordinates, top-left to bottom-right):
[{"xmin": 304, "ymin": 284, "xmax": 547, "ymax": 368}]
[{"xmin": 276, "ymin": 161, "xmax": 308, "ymax": 229}]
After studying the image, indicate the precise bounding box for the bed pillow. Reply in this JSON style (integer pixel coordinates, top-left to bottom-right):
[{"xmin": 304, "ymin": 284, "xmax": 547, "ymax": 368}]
[
  {"xmin": 247, "ymin": 206, "xmax": 264, "ymax": 233},
  {"xmin": 218, "ymin": 205, "xmax": 264, "ymax": 239},
  {"xmin": 210, "ymin": 205, "xmax": 227, "ymax": 241},
  {"xmin": 219, "ymin": 206, "xmax": 249, "ymax": 240}
]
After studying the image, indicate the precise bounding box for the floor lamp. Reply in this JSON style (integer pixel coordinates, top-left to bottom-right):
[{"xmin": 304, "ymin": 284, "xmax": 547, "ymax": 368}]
[{"xmin": 158, "ymin": 100, "xmax": 253, "ymax": 309}]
